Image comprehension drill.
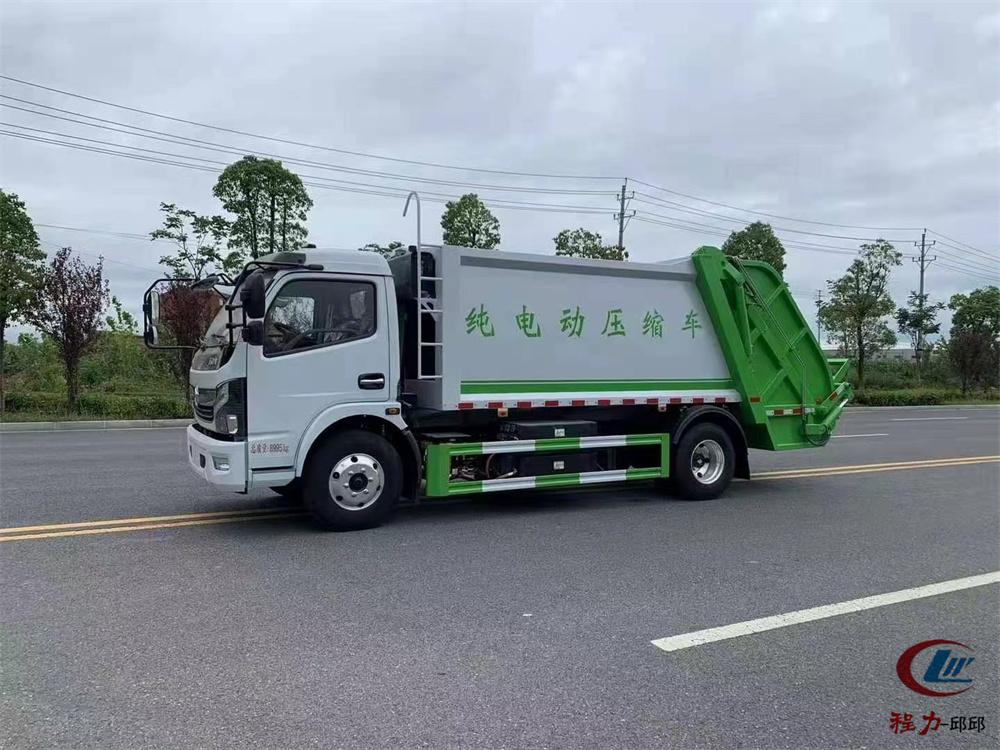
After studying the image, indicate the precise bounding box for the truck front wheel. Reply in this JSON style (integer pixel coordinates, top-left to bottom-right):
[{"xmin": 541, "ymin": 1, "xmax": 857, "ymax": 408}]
[
  {"xmin": 304, "ymin": 430, "xmax": 402, "ymax": 531},
  {"xmin": 672, "ymin": 422, "xmax": 735, "ymax": 501}
]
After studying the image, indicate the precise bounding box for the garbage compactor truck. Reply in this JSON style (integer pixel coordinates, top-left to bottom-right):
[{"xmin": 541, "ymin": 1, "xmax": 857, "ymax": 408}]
[{"xmin": 143, "ymin": 244, "xmax": 852, "ymax": 531}]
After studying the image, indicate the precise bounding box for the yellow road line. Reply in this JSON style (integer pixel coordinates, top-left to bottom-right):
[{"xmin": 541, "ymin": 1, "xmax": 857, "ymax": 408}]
[
  {"xmin": 756, "ymin": 455, "xmax": 999, "ymax": 477},
  {"xmin": 0, "ymin": 512, "xmax": 305, "ymax": 542},
  {"xmin": 0, "ymin": 506, "xmax": 297, "ymax": 535},
  {"xmin": 759, "ymin": 456, "xmax": 999, "ymax": 480},
  {"xmin": 2, "ymin": 455, "xmax": 997, "ymax": 543}
]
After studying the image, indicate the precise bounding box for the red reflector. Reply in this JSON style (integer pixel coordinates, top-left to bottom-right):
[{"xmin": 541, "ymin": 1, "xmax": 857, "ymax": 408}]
[
  {"xmin": 516, "ymin": 401, "xmax": 533, "ymax": 409},
  {"xmin": 488, "ymin": 401, "xmax": 504, "ymax": 409},
  {"xmin": 793, "ymin": 407, "xmax": 803, "ymax": 415},
  {"xmin": 458, "ymin": 402, "xmax": 474, "ymax": 410},
  {"xmin": 692, "ymin": 397, "xmax": 704, "ymax": 405},
  {"xmin": 622, "ymin": 398, "xmax": 635, "ymax": 406},
  {"xmin": 669, "ymin": 397, "xmax": 682, "ymax": 404},
  {"xmin": 571, "ymin": 399, "xmax": 586, "ymax": 407},
  {"xmin": 714, "ymin": 397, "xmax": 726, "ymax": 404},
  {"xmin": 646, "ymin": 398, "xmax": 659, "ymax": 405},
  {"xmin": 774, "ymin": 409, "xmax": 785, "ymax": 416},
  {"xmin": 597, "ymin": 399, "xmax": 611, "ymax": 406}
]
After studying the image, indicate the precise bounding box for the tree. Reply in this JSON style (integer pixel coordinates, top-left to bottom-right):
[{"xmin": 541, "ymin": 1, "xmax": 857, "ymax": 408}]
[
  {"xmin": 150, "ymin": 203, "xmax": 240, "ymax": 278},
  {"xmin": 158, "ymin": 282, "xmax": 219, "ymax": 386},
  {"xmin": 553, "ymin": 228, "xmax": 628, "ymax": 261},
  {"xmin": 946, "ymin": 286, "xmax": 1000, "ymax": 393},
  {"xmin": 440, "ymin": 193, "xmax": 500, "ymax": 249},
  {"xmin": 817, "ymin": 239, "xmax": 902, "ymax": 390},
  {"xmin": 213, "ymin": 156, "xmax": 312, "ymax": 258},
  {"xmin": 359, "ymin": 241, "xmax": 405, "ymax": 258},
  {"xmin": 0, "ymin": 189, "xmax": 46, "ymax": 414},
  {"xmin": 895, "ymin": 291, "xmax": 944, "ymax": 364},
  {"xmin": 721, "ymin": 222, "xmax": 786, "ymax": 276},
  {"xmin": 31, "ymin": 247, "xmax": 110, "ymax": 411}
]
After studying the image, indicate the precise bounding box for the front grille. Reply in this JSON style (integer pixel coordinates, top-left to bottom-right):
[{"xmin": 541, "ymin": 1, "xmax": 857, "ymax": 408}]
[{"xmin": 192, "ymin": 386, "xmax": 215, "ymax": 422}]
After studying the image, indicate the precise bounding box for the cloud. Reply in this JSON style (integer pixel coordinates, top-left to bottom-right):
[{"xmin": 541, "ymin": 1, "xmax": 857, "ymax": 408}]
[{"xmin": 1, "ymin": 0, "xmax": 997, "ymax": 342}]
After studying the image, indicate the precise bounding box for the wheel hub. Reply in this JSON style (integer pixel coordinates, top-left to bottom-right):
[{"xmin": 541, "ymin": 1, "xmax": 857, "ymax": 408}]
[
  {"xmin": 690, "ymin": 439, "xmax": 725, "ymax": 485},
  {"xmin": 328, "ymin": 453, "xmax": 384, "ymax": 511}
]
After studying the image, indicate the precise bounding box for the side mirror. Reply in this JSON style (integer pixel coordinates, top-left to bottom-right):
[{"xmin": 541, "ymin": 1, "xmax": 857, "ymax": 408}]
[
  {"xmin": 242, "ymin": 319, "xmax": 265, "ymax": 346},
  {"xmin": 240, "ymin": 272, "xmax": 266, "ymax": 319},
  {"xmin": 144, "ymin": 291, "xmax": 161, "ymax": 346}
]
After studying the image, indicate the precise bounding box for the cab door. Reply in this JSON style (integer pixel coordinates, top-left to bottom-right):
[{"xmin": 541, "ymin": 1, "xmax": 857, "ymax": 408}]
[{"xmin": 245, "ymin": 273, "xmax": 391, "ymax": 474}]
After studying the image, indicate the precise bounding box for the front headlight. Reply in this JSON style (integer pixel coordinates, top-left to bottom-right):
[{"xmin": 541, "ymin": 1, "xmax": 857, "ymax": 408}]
[{"xmin": 213, "ymin": 378, "xmax": 246, "ymax": 437}]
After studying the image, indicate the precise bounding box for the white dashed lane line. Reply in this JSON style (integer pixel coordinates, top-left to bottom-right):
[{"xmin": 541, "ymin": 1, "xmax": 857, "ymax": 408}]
[
  {"xmin": 651, "ymin": 571, "xmax": 1000, "ymax": 653},
  {"xmin": 831, "ymin": 433, "xmax": 889, "ymax": 439},
  {"xmin": 890, "ymin": 416, "xmax": 969, "ymax": 422}
]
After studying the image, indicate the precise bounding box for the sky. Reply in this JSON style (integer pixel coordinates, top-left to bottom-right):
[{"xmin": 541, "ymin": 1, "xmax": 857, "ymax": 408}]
[{"xmin": 1, "ymin": 0, "xmax": 998, "ymax": 344}]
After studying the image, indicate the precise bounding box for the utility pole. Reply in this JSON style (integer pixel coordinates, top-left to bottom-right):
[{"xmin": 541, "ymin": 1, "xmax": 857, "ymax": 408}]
[
  {"xmin": 814, "ymin": 289, "xmax": 824, "ymax": 342},
  {"xmin": 614, "ymin": 179, "xmax": 635, "ymax": 257},
  {"xmin": 912, "ymin": 228, "xmax": 937, "ymax": 362}
]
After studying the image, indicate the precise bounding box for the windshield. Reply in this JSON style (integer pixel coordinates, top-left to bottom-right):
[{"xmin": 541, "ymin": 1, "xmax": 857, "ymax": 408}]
[{"xmin": 201, "ymin": 288, "xmax": 235, "ymax": 347}]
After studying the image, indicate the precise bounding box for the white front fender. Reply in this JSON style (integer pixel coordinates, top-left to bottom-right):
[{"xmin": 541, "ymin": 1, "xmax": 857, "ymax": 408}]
[{"xmin": 294, "ymin": 402, "xmax": 408, "ymax": 476}]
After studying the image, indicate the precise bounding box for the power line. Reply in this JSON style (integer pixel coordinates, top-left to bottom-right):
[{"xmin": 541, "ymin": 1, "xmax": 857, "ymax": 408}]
[
  {"xmin": 927, "ymin": 229, "xmax": 997, "ymax": 259},
  {"xmin": 929, "ymin": 236, "xmax": 998, "ymax": 265},
  {"xmin": 631, "ymin": 178, "xmax": 923, "ymax": 232},
  {"xmin": 0, "ymin": 98, "xmax": 617, "ymax": 197},
  {"xmin": 635, "ymin": 198, "xmax": 918, "ymax": 243},
  {"xmin": 936, "ymin": 259, "xmax": 1000, "ymax": 282},
  {"xmin": 5, "ymin": 75, "xmax": 993, "ymax": 265},
  {"xmin": 1, "ymin": 129, "xmax": 614, "ymax": 216},
  {"xmin": 0, "ymin": 75, "xmax": 621, "ymax": 181}
]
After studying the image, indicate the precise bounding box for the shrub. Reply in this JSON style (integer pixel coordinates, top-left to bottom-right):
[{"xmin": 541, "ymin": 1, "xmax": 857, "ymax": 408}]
[
  {"xmin": 853, "ymin": 388, "xmax": 965, "ymax": 406},
  {"xmin": 3, "ymin": 391, "xmax": 189, "ymax": 420}
]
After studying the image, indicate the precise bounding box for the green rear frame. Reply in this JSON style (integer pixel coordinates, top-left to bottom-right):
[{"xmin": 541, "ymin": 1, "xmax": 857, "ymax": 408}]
[{"xmin": 692, "ymin": 247, "xmax": 852, "ymax": 450}]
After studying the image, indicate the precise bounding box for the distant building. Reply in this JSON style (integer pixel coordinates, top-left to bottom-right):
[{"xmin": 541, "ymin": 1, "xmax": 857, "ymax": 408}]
[{"xmin": 822, "ymin": 347, "xmax": 917, "ymax": 362}]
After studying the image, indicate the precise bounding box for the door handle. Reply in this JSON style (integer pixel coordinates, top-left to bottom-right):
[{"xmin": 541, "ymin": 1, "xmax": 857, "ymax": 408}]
[{"xmin": 358, "ymin": 373, "xmax": 386, "ymax": 390}]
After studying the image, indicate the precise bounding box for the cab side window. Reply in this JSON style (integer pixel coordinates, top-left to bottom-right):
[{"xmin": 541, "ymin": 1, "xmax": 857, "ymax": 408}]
[{"xmin": 264, "ymin": 279, "xmax": 376, "ymax": 356}]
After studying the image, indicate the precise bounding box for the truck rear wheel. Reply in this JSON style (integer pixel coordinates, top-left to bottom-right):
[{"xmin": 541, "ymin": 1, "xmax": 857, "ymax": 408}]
[
  {"xmin": 672, "ymin": 422, "xmax": 735, "ymax": 501},
  {"xmin": 304, "ymin": 430, "xmax": 402, "ymax": 531}
]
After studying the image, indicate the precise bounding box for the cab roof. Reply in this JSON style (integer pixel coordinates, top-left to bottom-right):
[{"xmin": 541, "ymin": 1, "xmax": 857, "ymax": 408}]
[{"xmin": 257, "ymin": 249, "xmax": 392, "ymax": 277}]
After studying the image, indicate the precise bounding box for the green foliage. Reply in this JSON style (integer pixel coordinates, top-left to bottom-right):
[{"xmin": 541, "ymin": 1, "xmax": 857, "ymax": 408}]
[
  {"xmin": 213, "ymin": 156, "xmax": 313, "ymax": 258},
  {"xmin": 150, "ymin": 202, "xmax": 241, "ymax": 278},
  {"xmin": 851, "ymin": 388, "xmax": 976, "ymax": 407},
  {"xmin": 359, "ymin": 241, "xmax": 405, "ymax": 258},
  {"xmin": 4, "ymin": 391, "xmax": 188, "ymax": 419},
  {"xmin": 721, "ymin": 222, "xmax": 786, "ymax": 276},
  {"xmin": 5, "ymin": 332, "xmax": 63, "ymax": 392},
  {"xmin": 851, "ymin": 356, "xmax": 956, "ymax": 391},
  {"xmin": 440, "ymin": 193, "xmax": 500, "ymax": 249},
  {"xmin": 896, "ymin": 291, "xmax": 944, "ymax": 356},
  {"xmin": 0, "ymin": 189, "xmax": 46, "ymax": 410},
  {"xmin": 553, "ymin": 228, "xmax": 627, "ymax": 261},
  {"xmin": 946, "ymin": 286, "xmax": 1000, "ymax": 394},
  {"xmin": 817, "ymin": 239, "xmax": 902, "ymax": 389},
  {"xmin": 949, "ymin": 286, "xmax": 1000, "ymax": 339},
  {"xmin": 31, "ymin": 248, "xmax": 111, "ymax": 410},
  {"xmin": 6, "ymin": 330, "xmax": 178, "ymax": 397}
]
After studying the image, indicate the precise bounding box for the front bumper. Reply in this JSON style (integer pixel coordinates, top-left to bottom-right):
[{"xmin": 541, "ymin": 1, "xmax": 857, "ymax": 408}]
[{"xmin": 186, "ymin": 425, "xmax": 247, "ymax": 491}]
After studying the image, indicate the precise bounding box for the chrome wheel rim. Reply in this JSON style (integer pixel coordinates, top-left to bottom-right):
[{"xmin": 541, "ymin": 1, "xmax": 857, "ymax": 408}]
[
  {"xmin": 690, "ymin": 439, "xmax": 725, "ymax": 485},
  {"xmin": 328, "ymin": 453, "xmax": 384, "ymax": 511}
]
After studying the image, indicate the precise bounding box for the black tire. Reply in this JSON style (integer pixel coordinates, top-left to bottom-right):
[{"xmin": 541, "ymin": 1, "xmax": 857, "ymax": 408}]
[
  {"xmin": 271, "ymin": 479, "xmax": 303, "ymax": 503},
  {"xmin": 304, "ymin": 429, "xmax": 402, "ymax": 531},
  {"xmin": 672, "ymin": 422, "xmax": 735, "ymax": 501}
]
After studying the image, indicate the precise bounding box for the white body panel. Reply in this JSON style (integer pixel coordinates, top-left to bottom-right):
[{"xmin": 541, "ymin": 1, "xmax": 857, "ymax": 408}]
[{"xmin": 411, "ymin": 246, "xmax": 735, "ymax": 410}]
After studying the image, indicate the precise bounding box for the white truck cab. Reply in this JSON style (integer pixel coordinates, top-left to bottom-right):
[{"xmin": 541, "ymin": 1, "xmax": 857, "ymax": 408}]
[{"xmin": 180, "ymin": 250, "xmax": 404, "ymax": 496}]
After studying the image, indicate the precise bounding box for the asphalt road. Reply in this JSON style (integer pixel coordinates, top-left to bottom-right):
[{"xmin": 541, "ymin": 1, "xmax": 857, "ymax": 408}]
[{"xmin": 1, "ymin": 406, "xmax": 998, "ymax": 749}]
